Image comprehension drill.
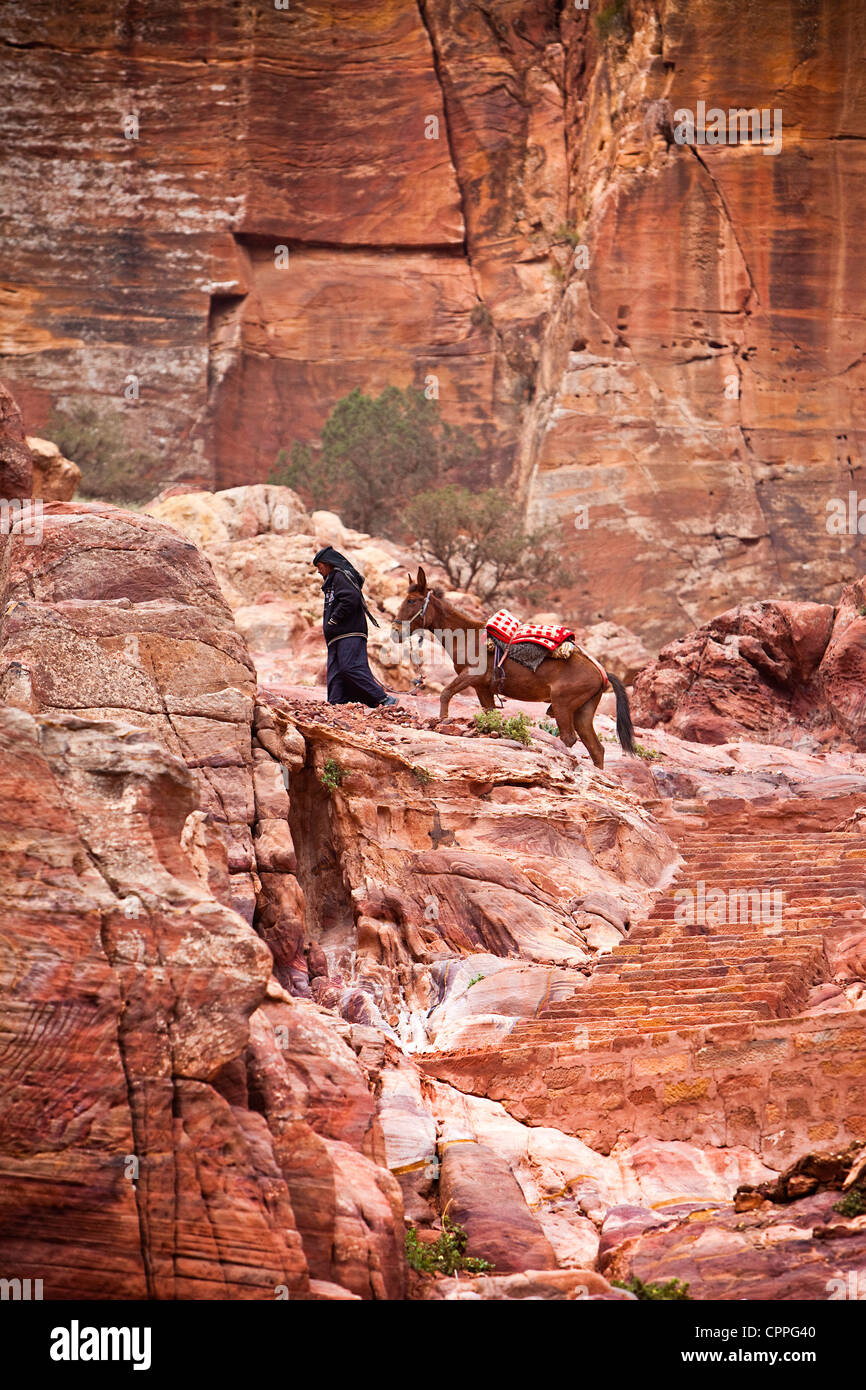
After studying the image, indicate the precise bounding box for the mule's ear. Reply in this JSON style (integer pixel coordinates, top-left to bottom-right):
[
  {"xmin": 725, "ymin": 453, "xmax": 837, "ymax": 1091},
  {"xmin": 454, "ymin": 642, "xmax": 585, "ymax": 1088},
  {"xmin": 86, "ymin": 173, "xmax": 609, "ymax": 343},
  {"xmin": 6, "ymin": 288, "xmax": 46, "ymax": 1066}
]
[{"xmin": 416, "ymin": 566, "xmax": 427, "ymax": 592}]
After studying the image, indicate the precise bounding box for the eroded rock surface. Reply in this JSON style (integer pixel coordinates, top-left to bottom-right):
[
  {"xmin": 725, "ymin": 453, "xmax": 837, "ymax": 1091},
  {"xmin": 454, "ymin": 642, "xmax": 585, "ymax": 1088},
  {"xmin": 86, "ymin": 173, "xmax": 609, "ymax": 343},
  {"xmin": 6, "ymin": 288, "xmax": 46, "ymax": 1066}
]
[
  {"xmin": 3, "ymin": 464, "xmax": 866, "ymax": 1300},
  {"xmin": 632, "ymin": 585, "xmax": 866, "ymax": 751}
]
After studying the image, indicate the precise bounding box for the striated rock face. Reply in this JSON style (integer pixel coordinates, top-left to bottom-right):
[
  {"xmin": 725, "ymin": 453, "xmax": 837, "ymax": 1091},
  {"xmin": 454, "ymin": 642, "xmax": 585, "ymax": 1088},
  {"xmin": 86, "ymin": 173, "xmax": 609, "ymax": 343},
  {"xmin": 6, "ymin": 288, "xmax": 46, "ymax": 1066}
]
[
  {"xmin": 521, "ymin": 0, "xmax": 866, "ymax": 646},
  {"xmin": 3, "ymin": 4, "xmax": 864, "ymax": 641},
  {"xmin": 631, "ymin": 579, "xmax": 866, "ymax": 750},
  {"xmin": 0, "ymin": 703, "xmax": 306, "ymax": 1299},
  {"xmin": 0, "ymin": 498, "xmax": 408, "ymax": 1299},
  {"xmin": 274, "ymin": 692, "xmax": 677, "ymax": 1040}
]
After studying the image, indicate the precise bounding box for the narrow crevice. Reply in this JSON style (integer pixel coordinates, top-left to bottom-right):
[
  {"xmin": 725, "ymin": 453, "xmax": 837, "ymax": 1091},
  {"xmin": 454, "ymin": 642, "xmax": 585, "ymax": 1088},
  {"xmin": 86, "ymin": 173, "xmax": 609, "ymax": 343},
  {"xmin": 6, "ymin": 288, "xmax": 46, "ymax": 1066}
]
[
  {"xmin": 687, "ymin": 146, "xmax": 761, "ymax": 313},
  {"xmin": 415, "ymin": 0, "xmax": 470, "ymax": 267}
]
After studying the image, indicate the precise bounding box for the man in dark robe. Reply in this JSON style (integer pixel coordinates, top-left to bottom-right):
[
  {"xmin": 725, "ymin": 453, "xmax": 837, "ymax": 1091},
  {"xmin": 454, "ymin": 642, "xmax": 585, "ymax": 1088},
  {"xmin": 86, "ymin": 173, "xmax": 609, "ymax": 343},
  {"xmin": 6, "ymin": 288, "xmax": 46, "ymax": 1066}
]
[{"xmin": 312, "ymin": 546, "xmax": 397, "ymax": 707}]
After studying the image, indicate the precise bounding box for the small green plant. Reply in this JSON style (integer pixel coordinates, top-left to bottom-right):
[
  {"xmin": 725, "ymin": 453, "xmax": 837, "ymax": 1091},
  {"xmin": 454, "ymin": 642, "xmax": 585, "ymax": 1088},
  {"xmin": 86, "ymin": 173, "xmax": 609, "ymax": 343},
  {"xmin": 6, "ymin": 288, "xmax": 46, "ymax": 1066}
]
[
  {"xmin": 473, "ymin": 709, "xmax": 533, "ymax": 746},
  {"xmin": 613, "ymin": 1276, "xmax": 691, "ymax": 1301},
  {"xmin": 474, "ymin": 709, "xmax": 503, "ymax": 735},
  {"xmin": 554, "ymin": 224, "xmax": 582, "ymax": 247},
  {"xmin": 503, "ymin": 713, "xmax": 533, "ymax": 746},
  {"xmin": 634, "ymin": 742, "xmax": 664, "ymax": 762},
  {"xmin": 538, "ymin": 718, "xmax": 559, "ymax": 736},
  {"xmin": 405, "ymin": 1214, "xmax": 493, "ymax": 1276},
  {"xmin": 467, "ymin": 973, "xmax": 483, "ymax": 988},
  {"xmin": 858, "ymin": 603, "xmax": 866, "ymax": 618},
  {"xmin": 412, "ymin": 765, "xmax": 432, "ymax": 785},
  {"xmin": 595, "ymin": 0, "xmax": 631, "ymax": 43},
  {"xmin": 320, "ymin": 758, "xmax": 346, "ymax": 793},
  {"xmin": 834, "ymin": 1187, "xmax": 866, "ymax": 1218}
]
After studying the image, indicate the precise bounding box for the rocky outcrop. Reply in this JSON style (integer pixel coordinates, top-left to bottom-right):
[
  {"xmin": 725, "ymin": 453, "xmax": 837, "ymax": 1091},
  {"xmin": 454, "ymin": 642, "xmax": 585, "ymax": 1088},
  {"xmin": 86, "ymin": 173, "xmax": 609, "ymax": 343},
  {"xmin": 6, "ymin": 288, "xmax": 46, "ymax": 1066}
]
[
  {"xmin": 0, "ymin": 499, "xmax": 263, "ymax": 923},
  {"xmin": 273, "ymin": 691, "xmax": 677, "ymax": 1036},
  {"xmin": 3, "ymin": 3, "xmax": 864, "ymax": 642},
  {"xmin": 631, "ymin": 581, "xmax": 866, "ymax": 750},
  {"xmin": 0, "ymin": 500, "xmax": 407, "ymax": 1299},
  {"xmin": 600, "ymin": 1185, "xmax": 866, "ymax": 1301},
  {"xmin": 27, "ymin": 435, "xmax": 81, "ymax": 501},
  {"xmin": 0, "ymin": 381, "xmax": 33, "ymax": 498}
]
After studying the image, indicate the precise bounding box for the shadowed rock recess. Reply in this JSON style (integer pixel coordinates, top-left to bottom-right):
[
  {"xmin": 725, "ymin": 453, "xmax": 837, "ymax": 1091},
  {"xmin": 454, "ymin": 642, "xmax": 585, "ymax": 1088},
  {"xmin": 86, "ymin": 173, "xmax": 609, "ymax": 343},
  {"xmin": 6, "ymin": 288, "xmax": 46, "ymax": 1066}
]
[
  {"xmin": 1, "ymin": 488, "xmax": 865, "ymax": 1300},
  {"xmin": 1, "ymin": 1, "xmax": 865, "ymax": 642}
]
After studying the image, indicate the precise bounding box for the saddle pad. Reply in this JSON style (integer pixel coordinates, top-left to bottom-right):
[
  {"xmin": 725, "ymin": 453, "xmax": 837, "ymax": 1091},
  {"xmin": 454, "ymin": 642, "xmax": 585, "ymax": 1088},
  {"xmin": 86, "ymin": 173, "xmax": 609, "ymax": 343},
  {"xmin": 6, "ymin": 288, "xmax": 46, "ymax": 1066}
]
[{"xmin": 486, "ymin": 608, "xmax": 575, "ymax": 653}]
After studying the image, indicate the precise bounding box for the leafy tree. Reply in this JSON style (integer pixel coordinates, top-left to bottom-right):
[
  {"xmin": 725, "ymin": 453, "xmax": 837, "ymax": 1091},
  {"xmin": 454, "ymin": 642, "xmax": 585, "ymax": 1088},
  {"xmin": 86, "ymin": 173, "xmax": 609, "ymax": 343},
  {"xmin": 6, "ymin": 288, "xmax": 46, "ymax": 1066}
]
[
  {"xmin": 270, "ymin": 385, "xmax": 480, "ymax": 535},
  {"xmin": 404, "ymin": 483, "xmax": 568, "ymax": 604}
]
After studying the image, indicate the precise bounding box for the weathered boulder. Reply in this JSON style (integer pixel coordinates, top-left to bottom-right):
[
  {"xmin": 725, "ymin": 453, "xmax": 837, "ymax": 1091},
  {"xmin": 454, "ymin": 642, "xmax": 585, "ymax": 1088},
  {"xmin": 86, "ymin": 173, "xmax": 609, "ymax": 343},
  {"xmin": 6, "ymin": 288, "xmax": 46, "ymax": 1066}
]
[
  {"xmin": 439, "ymin": 1141, "xmax": 559, "ymax": 1274},
  {"xmin": 632, "ymin": 585, "xmax": 866, "ymax": 750},
  {"xmin": 26, "ymin": 435, "xmax": 81, "ymax": 500},
  {"xmin": 0, "ymin": 501, "xmax": 261, "ymax": 920},
  {"xmin": 0, "ymin": 381, "xmax": 33, "ymax": 497},
  {"xmin": 276, "ymin": 692, "xmax": 677, "ymax": 1034},
  {"xmin": 601, "ymin": 1189, "xmax": 866, "ymax": 1301}
]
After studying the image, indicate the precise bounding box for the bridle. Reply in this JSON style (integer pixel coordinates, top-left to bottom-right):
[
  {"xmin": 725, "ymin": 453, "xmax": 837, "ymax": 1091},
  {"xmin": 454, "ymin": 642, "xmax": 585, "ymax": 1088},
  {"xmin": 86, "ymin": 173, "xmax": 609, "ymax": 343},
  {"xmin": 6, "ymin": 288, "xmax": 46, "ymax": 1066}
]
[
  {"xmin": 405, "ymin": 589, "xmax": 433, "ymax": 632},
  {"xmin": 396, "ymin": 589, "xmax": 434, "ymax": 692}
]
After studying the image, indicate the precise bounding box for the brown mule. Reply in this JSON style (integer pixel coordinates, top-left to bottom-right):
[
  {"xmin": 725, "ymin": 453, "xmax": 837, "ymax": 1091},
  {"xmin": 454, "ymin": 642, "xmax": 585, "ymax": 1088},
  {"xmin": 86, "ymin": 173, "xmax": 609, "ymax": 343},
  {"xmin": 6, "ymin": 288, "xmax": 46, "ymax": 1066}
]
[{"xmin": 392, "ymin": 568, "xmax": 635, "ymax": 768}]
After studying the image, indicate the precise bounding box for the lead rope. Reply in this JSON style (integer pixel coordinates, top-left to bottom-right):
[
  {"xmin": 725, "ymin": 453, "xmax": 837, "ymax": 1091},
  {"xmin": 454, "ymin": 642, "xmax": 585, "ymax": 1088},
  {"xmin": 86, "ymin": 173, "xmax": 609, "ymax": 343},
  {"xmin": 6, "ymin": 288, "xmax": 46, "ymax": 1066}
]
[{"xmin": 407, "ymin": 589, "xmax": 432, "ymax": 693}]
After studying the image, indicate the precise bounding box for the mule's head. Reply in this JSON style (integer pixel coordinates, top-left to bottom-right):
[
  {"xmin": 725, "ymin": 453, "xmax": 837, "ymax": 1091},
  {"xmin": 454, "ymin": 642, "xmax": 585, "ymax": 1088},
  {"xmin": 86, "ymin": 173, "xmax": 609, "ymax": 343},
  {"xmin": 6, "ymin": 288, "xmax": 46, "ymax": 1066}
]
[{"xmin": 392, "ymin": 567, "xmax": 433, "ymax": 641}]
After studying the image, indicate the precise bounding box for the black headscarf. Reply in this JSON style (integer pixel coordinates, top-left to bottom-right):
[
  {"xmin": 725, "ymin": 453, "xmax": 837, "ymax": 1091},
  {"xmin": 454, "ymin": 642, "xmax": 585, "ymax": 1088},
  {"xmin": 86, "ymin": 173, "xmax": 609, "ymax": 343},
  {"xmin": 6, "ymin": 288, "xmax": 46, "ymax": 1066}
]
[
  {"xmin": 312, "ymin": 546, "xmax": 365, "ymax": 588},
  {"xmin": 312, "ymin": 545, "xmax": 379, "ymax": 626}
]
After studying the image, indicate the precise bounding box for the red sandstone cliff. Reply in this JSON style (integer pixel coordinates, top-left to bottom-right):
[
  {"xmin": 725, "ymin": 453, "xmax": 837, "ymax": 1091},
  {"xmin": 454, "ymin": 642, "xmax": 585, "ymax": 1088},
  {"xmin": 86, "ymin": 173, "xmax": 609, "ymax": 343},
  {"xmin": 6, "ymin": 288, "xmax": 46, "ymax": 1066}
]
[{"xmin": 2, "ymin": 1, "xmax": 864, "ymax": 646}]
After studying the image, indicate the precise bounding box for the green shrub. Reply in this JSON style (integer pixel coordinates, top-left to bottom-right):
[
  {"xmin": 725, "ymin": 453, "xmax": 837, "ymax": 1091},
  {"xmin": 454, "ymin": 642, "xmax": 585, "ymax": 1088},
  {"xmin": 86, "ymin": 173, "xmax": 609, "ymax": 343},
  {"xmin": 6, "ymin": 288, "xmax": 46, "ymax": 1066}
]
[
  {"xmin": 467, "ymin": 973, "xmax": 483, "ymax": 988},
  {"xmin": 405, "ymin": 1214, "xmax": 493, "ymax": 1276},
  {"xmin": 47, "ymin": 400, "xmax": 159, "ymax": 504},
  {"xmin": 473, "ymin": 710, "xmax": 533, "ymax": 746},
  {"xmin": 412, "ymin": 765, "xmax": 432, "ymax": 785},
  {"xmin": 537, "ymin": 718, "xmax": 559, "ymax": 736},
  {"xmin": 834, "ymin": 1187, "xmax": 866, "ymax": 1218},
  {"xmin": 613, "ymin": 1276, "xmax": 691, "ymax": 1300},
  {"xmin": 320, "ymin": 758, "xmax": 346, "ymax": 793},
  {"xmin": 270, "ymin": 384, "xmax": 480, "ymax": 537}
]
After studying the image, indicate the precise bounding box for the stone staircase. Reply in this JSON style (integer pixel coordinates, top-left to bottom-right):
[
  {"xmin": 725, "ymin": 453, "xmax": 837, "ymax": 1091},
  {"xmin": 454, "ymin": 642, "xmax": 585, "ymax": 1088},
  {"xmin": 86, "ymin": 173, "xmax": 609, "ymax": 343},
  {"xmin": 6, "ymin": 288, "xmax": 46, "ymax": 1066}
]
[
  {"xmin": 422, "ymin": 825, "xmax": 866, "ymax": 1164},
  {"xmin": 532, "ymin": 831, "xmax": 866, "ymax": 1039}
]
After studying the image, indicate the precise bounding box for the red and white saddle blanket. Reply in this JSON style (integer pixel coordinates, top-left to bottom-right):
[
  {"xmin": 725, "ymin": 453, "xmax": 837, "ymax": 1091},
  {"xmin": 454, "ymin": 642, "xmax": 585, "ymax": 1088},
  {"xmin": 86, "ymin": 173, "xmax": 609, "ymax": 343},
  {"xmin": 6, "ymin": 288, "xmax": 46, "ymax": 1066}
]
[
  {"xmin": 486, "ymin": 608, "xmax": 574, "ymax": 652},
  {"xmin": 485, "ymin": 609, "xmax": 609, "ymax": 687}
]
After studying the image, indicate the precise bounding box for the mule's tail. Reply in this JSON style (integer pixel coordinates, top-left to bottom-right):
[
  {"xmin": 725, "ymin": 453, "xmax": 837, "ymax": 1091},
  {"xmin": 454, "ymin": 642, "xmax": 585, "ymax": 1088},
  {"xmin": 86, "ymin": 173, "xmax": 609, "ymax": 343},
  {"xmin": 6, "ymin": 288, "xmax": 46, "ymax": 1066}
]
[{"xmin": 606, "ymin": 672, "xmax": 636, "ymax": 755}]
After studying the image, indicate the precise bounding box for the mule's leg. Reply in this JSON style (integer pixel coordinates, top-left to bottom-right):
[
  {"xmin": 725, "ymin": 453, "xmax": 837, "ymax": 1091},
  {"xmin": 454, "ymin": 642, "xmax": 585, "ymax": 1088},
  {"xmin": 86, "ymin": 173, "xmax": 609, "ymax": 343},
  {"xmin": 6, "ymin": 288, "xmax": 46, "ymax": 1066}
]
[
  {"xmin": 550, "ymin": 698, "xmax": 577, "ymax": 748},
  {"xmin": 573, "ymin": 691, "xmax": 605, "ymax": 769},
  {"xmin": 439, "ymin": 669, "xmax": 483, "ymax": 720}
]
